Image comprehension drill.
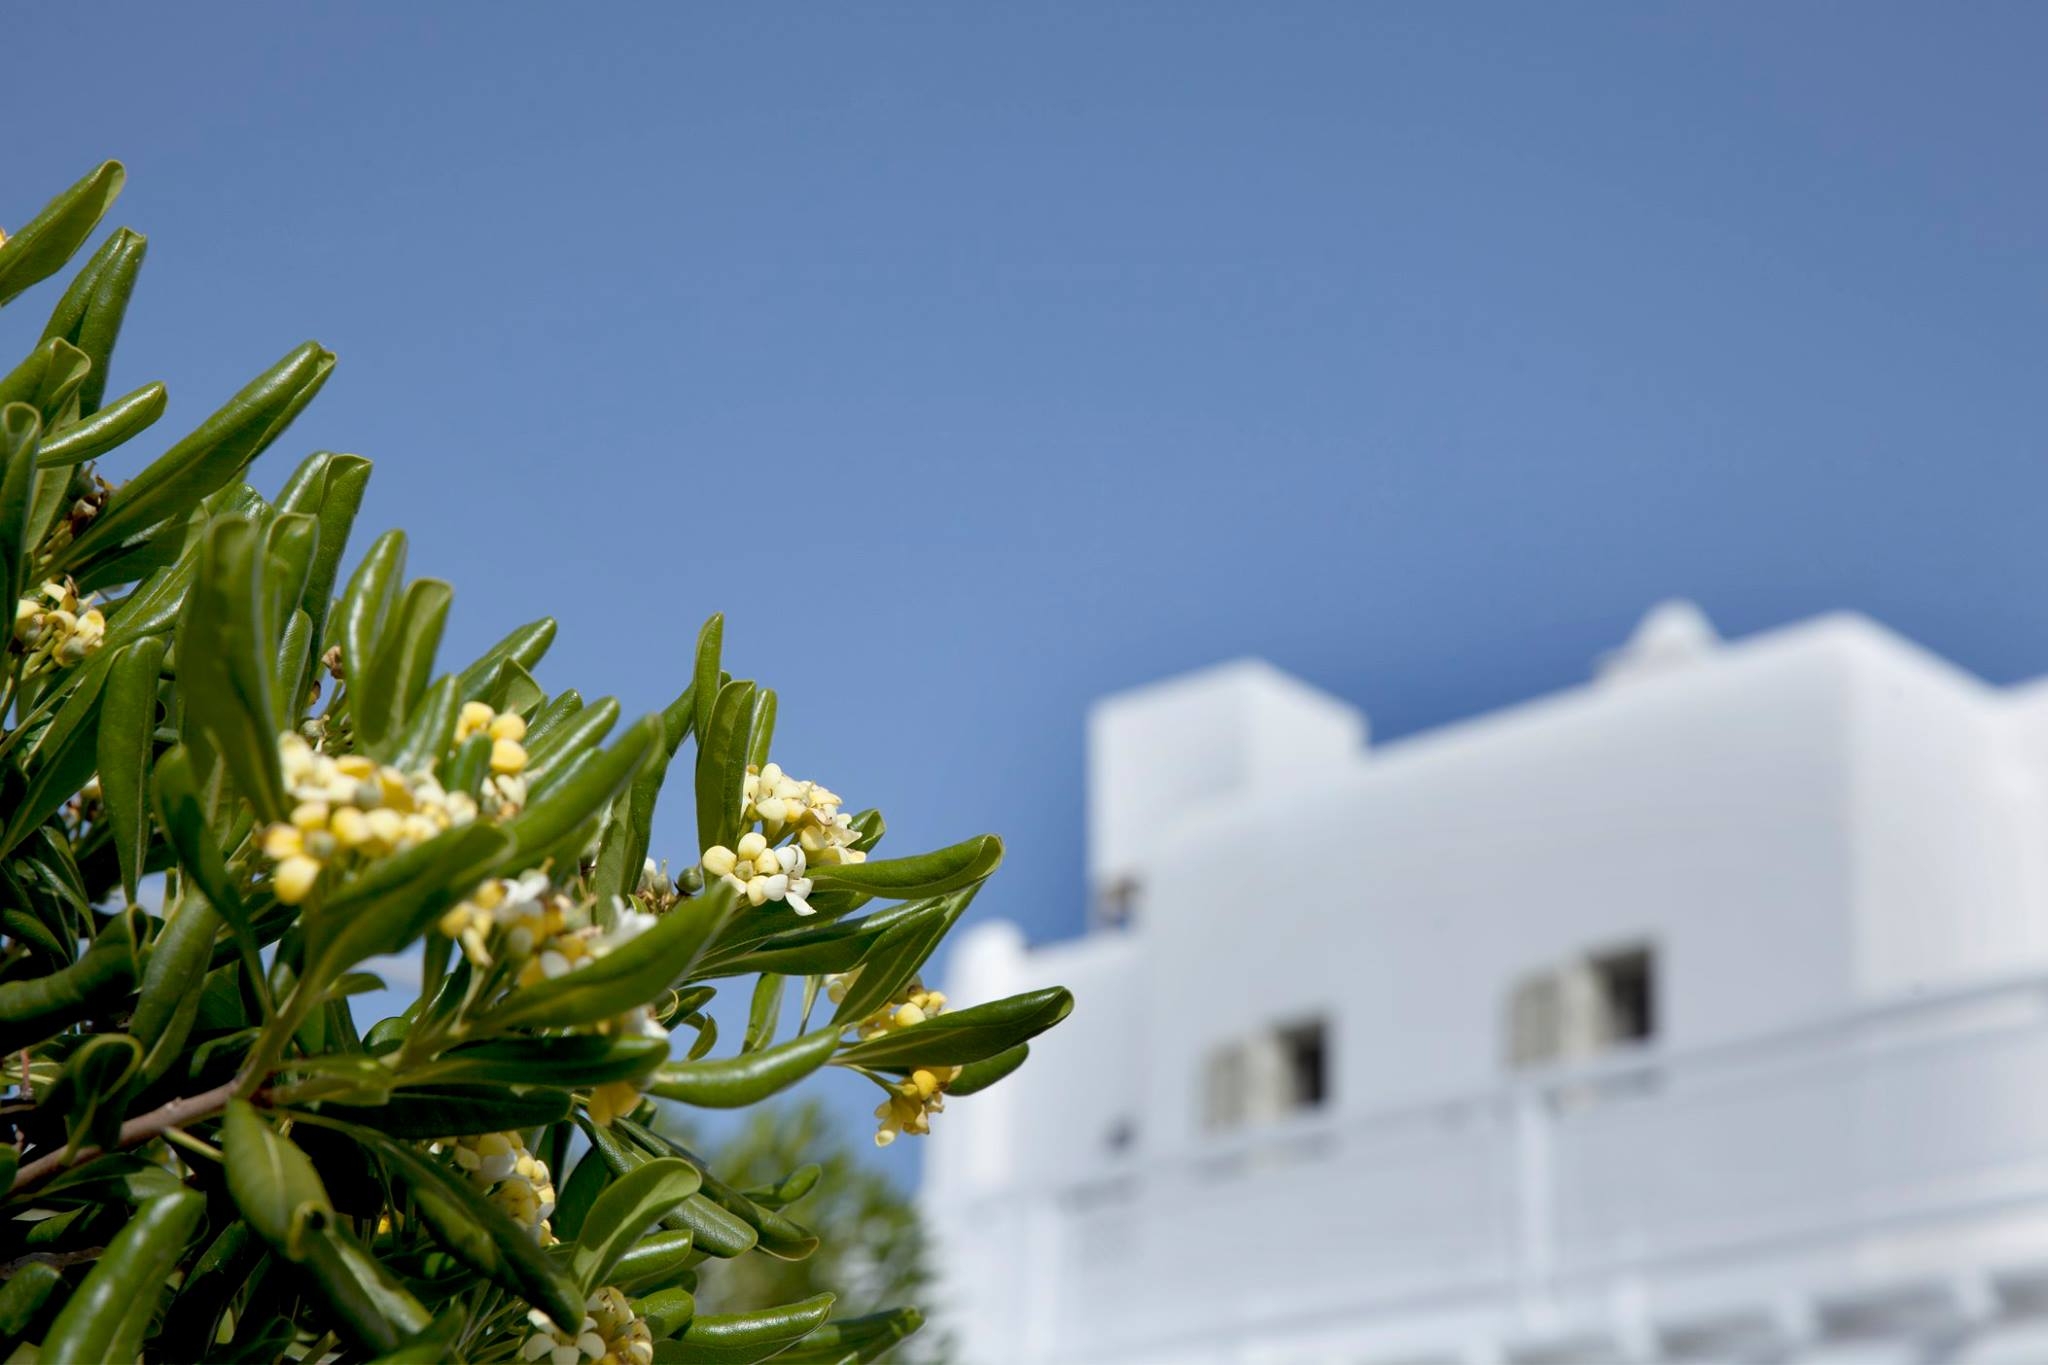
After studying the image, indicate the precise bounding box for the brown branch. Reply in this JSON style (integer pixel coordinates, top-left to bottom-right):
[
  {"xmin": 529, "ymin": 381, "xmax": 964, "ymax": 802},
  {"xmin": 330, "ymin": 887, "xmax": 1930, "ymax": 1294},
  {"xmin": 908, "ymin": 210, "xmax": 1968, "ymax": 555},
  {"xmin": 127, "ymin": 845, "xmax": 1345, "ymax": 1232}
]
[
  {"xmin": 0, "ymin": 1245, "xmax": 107, "ymax": 1277},
  {"xmin": 8, "ymin": 1078, "xmax": 242, "ymax": 1197}
]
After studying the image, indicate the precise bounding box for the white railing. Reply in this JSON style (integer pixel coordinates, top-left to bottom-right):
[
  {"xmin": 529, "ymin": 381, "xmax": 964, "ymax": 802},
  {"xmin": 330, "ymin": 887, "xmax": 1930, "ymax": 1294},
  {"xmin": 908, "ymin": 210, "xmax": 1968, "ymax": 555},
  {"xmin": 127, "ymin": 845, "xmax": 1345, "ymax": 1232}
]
[{"xmin": 956, "ymin": 970, "xmax": 2048, "ymax": 1361}]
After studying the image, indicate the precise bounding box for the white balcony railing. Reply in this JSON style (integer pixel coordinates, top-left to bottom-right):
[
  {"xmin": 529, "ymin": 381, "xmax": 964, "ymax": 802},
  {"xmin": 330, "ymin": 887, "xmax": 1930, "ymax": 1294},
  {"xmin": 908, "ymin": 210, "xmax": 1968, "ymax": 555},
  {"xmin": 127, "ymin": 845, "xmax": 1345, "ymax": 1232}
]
[{"xmin": 950, "ymin": 970, "xmax": 2048, "ymax": 1362}]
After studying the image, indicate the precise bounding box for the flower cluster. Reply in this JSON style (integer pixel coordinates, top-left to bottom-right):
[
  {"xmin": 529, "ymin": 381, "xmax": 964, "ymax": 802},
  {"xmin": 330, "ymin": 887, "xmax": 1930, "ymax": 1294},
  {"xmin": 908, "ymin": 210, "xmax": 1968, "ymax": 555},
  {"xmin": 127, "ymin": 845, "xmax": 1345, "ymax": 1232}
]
[
  {"xmin": 261, "ymin": 734, "xmax": 478, "ymax": 904},
  {"xmin": 32, "ymin": 468, "xmax": 110, "ymax": 568},
  {"xmin": 829, "ymin": 973, "xmax": 960, "ymax": 1146},
  {"xmin": 437, "ymin": 870, "xmax": 571, "ymax": 970},
  {"xmin": 701, "ymin": 762, "xmax": 867, "ymax": 915},
  {"xmin": 433, "ymin": 1131, "xmax": 559, "ymax": 1243},
  {"xmin": 522, "ymin": 1287, "xmax": 653, "ymax": 1365},
  {"xmin": 12, "ymin": 579, "xmax": 105, "ymax": 674},
  {"xmin": 874, "ymin": 1063, "xmax": 961, "ymax": 1148},
  {"xmin": 456, "ymin": 700, "xmax": 531, "ymax": 817}
]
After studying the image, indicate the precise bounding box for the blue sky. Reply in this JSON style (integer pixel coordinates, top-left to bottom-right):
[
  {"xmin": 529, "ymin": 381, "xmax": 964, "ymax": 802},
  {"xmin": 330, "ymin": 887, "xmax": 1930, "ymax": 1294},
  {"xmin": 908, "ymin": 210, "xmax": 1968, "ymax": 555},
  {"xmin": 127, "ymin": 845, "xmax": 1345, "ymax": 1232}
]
[{"xmin": 11, "ymin": 6, "xmax": 2048, "ymax": 1169}]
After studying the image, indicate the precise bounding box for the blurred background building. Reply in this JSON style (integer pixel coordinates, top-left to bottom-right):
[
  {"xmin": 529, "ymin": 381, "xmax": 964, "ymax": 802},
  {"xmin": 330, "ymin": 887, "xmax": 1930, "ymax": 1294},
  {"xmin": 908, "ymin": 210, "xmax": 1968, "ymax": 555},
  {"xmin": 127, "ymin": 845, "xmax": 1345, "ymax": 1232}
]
[{"xmin": 930, "ymin": 603, "xmax": 2048, "ymax": 1365}]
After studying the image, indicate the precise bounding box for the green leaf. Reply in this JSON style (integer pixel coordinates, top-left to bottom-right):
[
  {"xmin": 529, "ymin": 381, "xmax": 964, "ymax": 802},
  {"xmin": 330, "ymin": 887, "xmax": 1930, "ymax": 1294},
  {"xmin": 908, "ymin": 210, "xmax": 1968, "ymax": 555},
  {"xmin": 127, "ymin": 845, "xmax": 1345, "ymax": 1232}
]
[
  {"xmin": 569, "ymin": 1156, "xmax": 703, "ymax": 1293},
  {"xmin": 0, "ymin": 911, "xmax": 140, "ymax": 1054},
  {"xmin": 594, "ymin": 682, "xmax": 693, "ymax": 900},
  {"xmin": 313, "ymin": 1084, "xmax": 573, "ymax": 1138},
  {"xmin": 336, "ymin": 525, "xmax": 405, "ymax": 689},
  {"xmin": 355, "ymin": 577, "xmax": 452, "ymax": 758},
  {"xmin": 0, "ymin": 402, "xmax": 42, "ymax": 621},
  {"xmin": 57, "ymin": 339, "xmax": 335, "ymax": 571},
  {"xmin": 152, "ymin": 745, "xmax": 259, "ymax": 959},
  {"xmin": 656, "ymin": 1293, "xmax": 835, "ymax": 1365},
  {"xmin": 774, "ymin": 1309, "xmax": 925, "ymax": 1364},
  {"xmin": 33, "ymin": 380, "xmax": 165, "ymax": 467},
  {"xmin": 552, "ymin": 1147, "xmax": 610, "ymax": 1242},
  {"xmin": 744, "ymin": 973, "xmax": 784, "ymax": 1052},
  {"xmin": 806, "ymin": 833, "xmax": 1004, "ymax": 901},
  {"xmin": 297, "ymin": 1219, "xmax": 433, "ymax": 1352},
  {"xmin": 129, "ymin": 894, "xmax": 221, "ymax": 1086},
  {"xmin": 946, "ymin": 1042, "xmax": 1029, "ymax": 1096},
  {"xmin": 525, "ymin": 694, "xmax": 621, "ymax": 788},
  {"xmin": 37, "ymin": 1188, "xmax": 201, "ymax": 1365},
  {"xmin": 694, "ymin": 680, "xmax": 754, "ymax": 854},
  {"xmin": 746, "ymin": 688, "xmax": 776, "ymax": 770},
  {"xmin": 367, "ymin": 1311, "xmax": 467, "ymax": 1365},
  {"xmin": 0, "ymin": 648, "xmax": 107, "ymax": 859},
  {"xmin": 40, "ymin": 225, "xmax": 146, "ymax": 413},
  {"xmin": 504, "ymin": 713, "xmax": 661, "ymax": 858},
  {"xmin": 691, "ymin": 613, "xmax": 723, "ymax": 757},
  {"xmin": 829, "ymin": 885, "xmax": 979, "ymax": 1026},
  {"xmin": 403, "ymin": 1034, "xmax": 671, "ymax": 1089},
  {"xmin": 636, "ymin": 1287, "xmax": 698, "ymax": 1340},
  {"xmin": 456, "ymin": 617, "xmax": 556, "ymax": 701},
  {"xmin": 0, "ymin": 1261, "xmax": 61, "ymax": 1336},
  {"xmin": 291, "ymin": 451, "xmax": 371, "ymax": 649},
  {"xmin": 300, "ymin": 822, "xmax": 510, "ymax": 989},
  {"xmin": 0, "ymin": 160, "xmax": 125, "ymax": 307},
  {"xmin": 833, "ymin": 986, "xmax": 1074, "ymax": 1069},
  {"xmin": 608, "ymin": 1228, "xmax": 696, "ymax": 1294},
  {"xmin": 0, "ymin": 337, "xmax": 90, "ymax": 427},
  {"xmin": 473, "ymin": 883, "xmax": 732, "ymax": 1033},
  {"xmin": 177, "ymin": 514, "xmax": 287, "ymax": 821},
  {"xmin": 391, "ymin": 672, "xmax": 459, "ymax": 772},
  {"xmin": 339, "ymin": 1121, "xmax": 584, "ymax": 1332},
  {"xmin": 97, "ymin": 636, "xmax": 164, "ymax": 904},
  {"xmin": 648, "ymin": 1027, "xmax": 839, "ymax": 1111},
  {"xmin": 42, "ymin": 1031, "xmax": 142, "ymax": 1156},
  {"xmin": 222, "ymin": 1098, "xmax": 333, "ymax": 1260}
]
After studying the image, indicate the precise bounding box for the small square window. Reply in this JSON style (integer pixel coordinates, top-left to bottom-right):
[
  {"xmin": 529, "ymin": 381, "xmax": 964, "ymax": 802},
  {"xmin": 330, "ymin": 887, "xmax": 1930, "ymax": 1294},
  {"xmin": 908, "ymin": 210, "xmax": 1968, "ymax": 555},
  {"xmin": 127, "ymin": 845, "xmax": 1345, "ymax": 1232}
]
[
  {"xmin": 1203, "ymin": 1016, "xmax": 1330, "ymax": 1131},
  {"xmin": 1505, "ymin": 942, "xmax": 1656, "ymax": 1069}
]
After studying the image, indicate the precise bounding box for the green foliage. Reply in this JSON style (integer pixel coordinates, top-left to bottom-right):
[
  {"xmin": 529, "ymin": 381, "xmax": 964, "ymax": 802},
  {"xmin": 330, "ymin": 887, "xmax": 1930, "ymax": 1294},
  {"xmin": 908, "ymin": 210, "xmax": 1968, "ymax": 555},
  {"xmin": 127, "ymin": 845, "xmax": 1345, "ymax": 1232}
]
[{"xmin": 0, "ymin": 162, "xmax": 1067, "ymax": 1364}]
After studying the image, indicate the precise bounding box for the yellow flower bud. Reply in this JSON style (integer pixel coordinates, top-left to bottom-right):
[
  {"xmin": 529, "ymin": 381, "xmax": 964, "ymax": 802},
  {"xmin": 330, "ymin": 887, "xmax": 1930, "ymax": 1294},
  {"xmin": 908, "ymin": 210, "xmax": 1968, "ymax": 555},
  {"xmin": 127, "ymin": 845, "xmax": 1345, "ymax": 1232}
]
[
  {"xmin": 490, "ymin": 738, "xmax": 528, "ymax": 774},
  {"xmin": 274, "ymin": 855, "xmax": 322, "ymax": 904},
  {"xmin": 262, "ymin": 823, "xmax": 305, "ymax": 860},
  {"xmin": 457, "ymin": 701, "xmax": 496, "ymax": 739},
  {"xmin": 736, "ymin": 831, "xmax": 768, "ymax": 860},
  {"xmin": 702, "ymin": 846, "xmax": 737, "ymax": 877},
  {"xmin": 329, "ymin": 806, "xmax": 371, "ymax": 848},
  {"xmin": 489, "ymin": 712, "xmax": 527, "ymax": 742}
]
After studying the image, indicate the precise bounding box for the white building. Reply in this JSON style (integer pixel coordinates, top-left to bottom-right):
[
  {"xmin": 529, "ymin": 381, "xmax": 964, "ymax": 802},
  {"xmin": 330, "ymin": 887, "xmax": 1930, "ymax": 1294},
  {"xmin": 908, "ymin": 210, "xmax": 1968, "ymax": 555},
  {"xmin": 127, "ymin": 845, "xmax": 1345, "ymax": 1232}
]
[{"xmin": 926, "ymin": 605, "xmax": 2048, "ymax": 1365}]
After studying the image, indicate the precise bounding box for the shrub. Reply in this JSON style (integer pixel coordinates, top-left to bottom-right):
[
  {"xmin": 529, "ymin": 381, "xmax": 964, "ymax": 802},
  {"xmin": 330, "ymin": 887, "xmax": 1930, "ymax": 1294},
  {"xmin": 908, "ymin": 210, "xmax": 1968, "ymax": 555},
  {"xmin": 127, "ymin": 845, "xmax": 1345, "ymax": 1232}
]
[{"xmin": 0, "ymin": 161, "xmax": 1070, "ymax": 1364}]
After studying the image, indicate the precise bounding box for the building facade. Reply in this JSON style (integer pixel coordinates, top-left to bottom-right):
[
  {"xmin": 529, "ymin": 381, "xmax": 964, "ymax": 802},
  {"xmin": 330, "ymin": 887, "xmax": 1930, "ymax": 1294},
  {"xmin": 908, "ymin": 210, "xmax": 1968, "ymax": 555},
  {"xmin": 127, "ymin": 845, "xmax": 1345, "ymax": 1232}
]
[{"xmin": 926, "ymin": 605, "xmax": 2048, "ymax": 1364}]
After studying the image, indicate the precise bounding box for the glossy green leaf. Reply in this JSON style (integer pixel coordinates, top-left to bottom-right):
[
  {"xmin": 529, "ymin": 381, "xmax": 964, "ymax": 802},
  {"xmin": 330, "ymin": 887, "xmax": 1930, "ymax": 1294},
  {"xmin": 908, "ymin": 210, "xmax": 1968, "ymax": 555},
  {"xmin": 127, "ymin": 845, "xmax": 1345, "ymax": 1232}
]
[
  {"xmin": 774, "ymin": 1309, "xmax": 925, "ymax": 1364},
  {"xmin": 222, "ymin": 1099, "xmax": 333, "ymax": 1260},
  {"xmin": 473, "ymin": 882, "xmax": 731, "ymax": 1033},
  {"xmin": 392, "ymin": 672, "xmax": 459, "ymax": 773},
  {"xmin": 355, "ymin": 576, "xmax": 452, "ymax": 758},
  {"xmin": 58, "ymin": 340, "xmax": 335, "ymax": 571},
  {"xmin": 176, "ymin": 515, "xmax": 287, "ymax": 821},
  {"xmin": 829, "ymin": 885, "xmax": 978, "ymax": 1026},
  {"xmin": 0, "ymin": 160, "xmax": 124, "ymax": 307},
  {"xmin": 152, "ymin": 745, "xmax": 259, "ymax": 958},
  {"xmin": 0, "ymin": 337, "xmax": 90, "ymax": 427},
  {"xmin": 129, "ymin": 895, "xmax": 220, "ymax": 1085},
  {"xmin": 694, "ymin": 680, "xmax": 754, "ymax": 854},
  {"xmin": 0, "ymin": 648, "xmax": 106, "ymax": 860},
  {"xmin": 526, "ymin": 694, "xmax": 621, "ymax": 787},
  {"xmin": 0, "ymin": 402, "xmax": 42, "ymax": 621},
  {"xmin": 570, "ymin": 1156, "xmax": 703, "ymax": 1293},
  {"xmin": 616, "ymin": 1120, "xmax": 818, "ymax": 1261},
  {"xmin": 335, "ymin": 527, "xmax": 405, "ymax": 685},
  {"xmin": 37, "ymin": 1188, "xmax": 200, "ymax": 1365},
  {"xmin": 300, "ymin": 822, "xmax": 509, "ymax": 989},
  {"xmin": 594, "ymin": 682, "xmax": 693, "ymax": 900},
  {"xmin": 43, "ymin": 1031, "xmax": 141, "ymax": 1156},
  {"xmin": 806, "ymin": 833, "xmax": 1003, "ymax": 901},
  {"xmin": 456, "ymin": 617, "xmax": 557, "ymax": 701},
  {"xmin": 649, "ymin": 1027, "xmax": 839, "ymax": 1111},
  {"xmin": 657, "ymin": 1293, "xmax": 835, "ymax": 1365},
  {"xmin": 741, "ymin": 1163, "xmax": 821, "ymax": 1211},
  {"xmin": 33, "ymin": 380, "xmax": 165, "ymax": 467},
  {"xmin": 292, "ymin": 451, "xmax": 370, "ymax": 649},
  {"xmin": 608, "ymin": 1228, "xmax": 696, "ymax": 1295},
  {"xmin": 367, "ymin": 1311, "xmax": 467, "ymax": 1365},
  {"xmin": 313, "ymin": 1084, "xmax": 573, "ymax": 1137},
  {"xmin": 946, "ymin": 1042, "xmax": 1030, "ymax": 1096},
  {"xmin": 637, "ymin": 1286, "xmax": 698, "ymax": 1340},
  {"xmin": 39, "ymin": 225, "xmax": 146, "ymax": 413},
  {"xmin": 691, "ymin": 613, "xmax": 722, "ymax": 756},
  {"xmin": 552, "ymin": 1147, "xmax": 611, "ymax": 1242},
  {"xmin": 504, "ymin": 712, "xmax": 660, "ymax": 857},
  {"xmin": 746, "ymin": 688, "xmax": 776, "ymax": 770},
  {"xmin": 97, "ymin": 636, "xmax": 164, "ymax": 903},
  {"xmin": 833, "ymin": 986, "xmax": 1074, "ymax": 1069},
  {"xmin": 0, "ymin": 911, "xmax": 140, "ymax": 1054},
  {"xmin": 297, "ymin": 1219, "xmax": 434, "ymax": 1352},
  {"xmin": 0, "ymin": 1261, "xmax": 61, "ymax": 1336},
  {"xmin": 744, "ymin": 973, "xmax": 784, "ymax": 1052},
  {"xmin": 403, "ymin": 1033, "xmax": 671, "ymax": 1089}
]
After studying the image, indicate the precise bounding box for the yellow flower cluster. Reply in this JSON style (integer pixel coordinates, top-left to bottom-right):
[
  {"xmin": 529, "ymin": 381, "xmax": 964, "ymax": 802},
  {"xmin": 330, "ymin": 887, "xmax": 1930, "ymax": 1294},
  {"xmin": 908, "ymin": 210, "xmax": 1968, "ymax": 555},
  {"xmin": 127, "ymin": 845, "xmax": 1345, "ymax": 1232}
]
[
  {"xmin": 847, "ymin": 977, "xmax": 948, "ymax": 1042},
  {"xmin": 261, "ymin": 735, "xmax": 480, "ymax": 904},
  {"xmin": 874, "ymin": 1063, "xmax": 961, "ymax": 1148},
  {"xmin": 438, "ymin": 870, "xmax": 572, "ymax": 970},
  {"xmin": 744, "ymin": 762, "xmax": 867, "ymax": 867},
  {"xmin": 433, "ymin": 1131, "xmax": 559, "ymax": 1243},
  {"xmin": 522, "ymin": 1287, "xmax": 653, "ymax": 1365},
  {"xmin": 12, "ymin": 579, "xmax": 105, "ymax": 674},
  {"xmin": 456, "ymin": 700, "xmax": 532, "ymax": 817},
  {"xmin": 701, "ymin": 762, "xmax": 867, "ymax": 916}
]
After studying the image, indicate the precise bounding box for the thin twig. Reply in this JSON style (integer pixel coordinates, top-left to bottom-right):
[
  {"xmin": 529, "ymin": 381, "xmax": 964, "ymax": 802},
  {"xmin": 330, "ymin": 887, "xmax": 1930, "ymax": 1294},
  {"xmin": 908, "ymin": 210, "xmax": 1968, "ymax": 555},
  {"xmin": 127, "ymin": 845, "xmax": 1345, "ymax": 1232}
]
[{"xmin": 8, "ymin": 1077, "xmax": 243, "ymax": 1196}]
